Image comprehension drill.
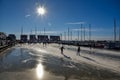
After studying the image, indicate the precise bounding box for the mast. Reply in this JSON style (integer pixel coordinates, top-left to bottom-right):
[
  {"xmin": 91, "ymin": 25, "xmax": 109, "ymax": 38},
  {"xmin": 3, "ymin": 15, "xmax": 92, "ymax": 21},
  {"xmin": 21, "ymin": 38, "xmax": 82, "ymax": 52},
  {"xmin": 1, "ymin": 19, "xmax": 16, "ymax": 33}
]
[
  {"xmin": 31, "ymin": 29, "xmax": 32, "ymax": 34},
  {"xmin": 68, "ymin": 27, "xmax": 69, "ymax": 41},
  {"xmin": 83, "ymin": 26, "xmax": 85, "ymax": 41},
  {"xmin": 81, "ymin": 24, "xmax": 83, "ymax": 41},
  {"xmin": 89, "ymin": 24, "xmax": 92, "ymax": 49},
  {"xmin": 44, "ymin": 27, "xmax": 45, "ymax": 35},
  {"xmin": 89, "ymin": 24, "xmax": 91, "ymax": 41},
  {"xmin": 64, "ymin": 32, "xmax": 66, "ymax": 40},
  {"xmin": 60, "ymin": 33, "xmax": 62, "ymax": 40},
  {"xmin": 21, "ymin": 27, "xmax": 23, "ymax": 35},
  {"xmin": 70, "ymin": 31, "xmax": 72, "ymax": 41},
  {"xmin": 114, "ymin": 18, "xmax": 116, "ymax": 41},
  {"xmin": 35, "ymin": 27, "xmax": 37, "ymax": 35},
  {"xmin": 78, "ymin": 27, "xmax": 79, "ymax": 41},
  {"xmin": 119, "ymin": 27, "xmax": 120, "ymax": 41}
]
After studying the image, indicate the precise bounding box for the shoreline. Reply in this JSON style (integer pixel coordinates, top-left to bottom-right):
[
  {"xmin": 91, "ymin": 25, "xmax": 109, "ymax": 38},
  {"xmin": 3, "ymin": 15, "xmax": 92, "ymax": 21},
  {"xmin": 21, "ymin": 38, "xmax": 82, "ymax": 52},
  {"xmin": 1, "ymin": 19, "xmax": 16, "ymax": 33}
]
[{"xmin": 0, "ymin": 45, "xmax": 14, "ymax": 56}]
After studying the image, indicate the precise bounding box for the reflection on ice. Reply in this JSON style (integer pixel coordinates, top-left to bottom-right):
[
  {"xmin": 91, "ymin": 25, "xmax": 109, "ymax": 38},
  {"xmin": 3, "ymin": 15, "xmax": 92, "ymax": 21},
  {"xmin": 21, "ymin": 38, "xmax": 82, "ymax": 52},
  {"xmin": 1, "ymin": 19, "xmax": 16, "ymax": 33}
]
[
  {"xmin": 35, "ymin": 48, "xmax": 47, "ymax": 53},
  {"xmin": 36, "ymin": 63, "xmax": 44, "ymax": 79},
  {"xmin": 0, "ymin": 44, "xmax": 120, "ymax": 80}
]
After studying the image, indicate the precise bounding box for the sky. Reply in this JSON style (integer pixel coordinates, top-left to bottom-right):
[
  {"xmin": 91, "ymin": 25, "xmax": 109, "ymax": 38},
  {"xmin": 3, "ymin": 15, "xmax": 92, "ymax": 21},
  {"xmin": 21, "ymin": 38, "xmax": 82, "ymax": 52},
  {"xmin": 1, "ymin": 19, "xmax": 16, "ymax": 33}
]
[{"xmin": 0, "ymin": 0, "xmax": 120, "ymax": 40}]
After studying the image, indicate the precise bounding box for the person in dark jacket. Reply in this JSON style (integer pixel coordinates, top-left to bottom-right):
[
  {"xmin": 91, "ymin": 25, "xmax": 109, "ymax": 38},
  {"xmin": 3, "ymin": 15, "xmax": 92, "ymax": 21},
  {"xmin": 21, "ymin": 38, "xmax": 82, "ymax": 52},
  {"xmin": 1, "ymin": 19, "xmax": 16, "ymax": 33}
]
[
  {"xmin": 60, "ymin": 46, "xmax": 64, "ymax": 54},
  {"xmin": 77, "ymin": 46, "xmax": 81, "ymax": 56}
]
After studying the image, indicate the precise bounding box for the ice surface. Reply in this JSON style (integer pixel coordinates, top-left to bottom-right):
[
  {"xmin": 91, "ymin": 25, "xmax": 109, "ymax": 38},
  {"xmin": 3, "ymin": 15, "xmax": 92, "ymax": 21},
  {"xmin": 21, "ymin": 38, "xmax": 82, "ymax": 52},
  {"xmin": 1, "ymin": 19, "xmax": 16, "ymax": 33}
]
[{"xmin": 20, "ymin": 43, "xmax": 120, "ymax": 73}]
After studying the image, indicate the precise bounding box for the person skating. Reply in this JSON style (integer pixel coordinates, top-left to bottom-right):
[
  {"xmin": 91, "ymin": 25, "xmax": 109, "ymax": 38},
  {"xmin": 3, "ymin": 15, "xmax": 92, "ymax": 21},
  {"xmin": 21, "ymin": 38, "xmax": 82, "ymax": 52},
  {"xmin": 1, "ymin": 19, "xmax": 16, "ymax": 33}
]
[
  {"xmin": 60, "ymin": 46, "xmax": 64, "ymax": 54},
  {"xmin": 77, "ymin": 46, "xmax": 81, "ymax": 56}
]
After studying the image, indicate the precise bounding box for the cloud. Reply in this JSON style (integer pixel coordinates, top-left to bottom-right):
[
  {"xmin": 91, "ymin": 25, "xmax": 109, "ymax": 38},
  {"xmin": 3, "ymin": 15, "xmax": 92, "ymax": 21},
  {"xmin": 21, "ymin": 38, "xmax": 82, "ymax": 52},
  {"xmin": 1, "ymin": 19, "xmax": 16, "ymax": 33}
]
[
  {"xmin": 14, "ymin": 30, "xmax": 63, "ymax": 35},
  {"xmin": 72, "ymin": 29, "xmax": 88, "ymax": 31},
  {"xmin": 72, "ymin": 28, "xmax": 107, "ymax": 32},
  {"xmin": 66, "ymin": 22, "xmax": 85, "ymax": 25},
  {"xmin": 48, "ymin": 22, "xmax": 52, "ymax": 26},
  {"xmin": 38, "ymin": 31, "xmax": 58, "ymax": 34},
  {"xmin": 25, "ymin": 14, "xmax": 31, "ymax": 18},
  {"xmin": 91, "ymin": 36, "xmax": 113, "ymax": 41},
  {"xmin": 31, "ymin": 30, "xmax": 62, "ymax": 35}
]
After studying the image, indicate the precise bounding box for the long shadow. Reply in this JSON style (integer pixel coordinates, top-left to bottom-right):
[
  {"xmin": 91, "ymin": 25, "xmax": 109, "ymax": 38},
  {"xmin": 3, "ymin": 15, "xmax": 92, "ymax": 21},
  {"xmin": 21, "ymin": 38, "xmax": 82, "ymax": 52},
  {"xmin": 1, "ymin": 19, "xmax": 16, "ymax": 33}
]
[
  {"xmin": 82, "ymin": 50, "xmax": 120, "ymax": 60},
  {"xmin": 81, "ymin": 55, "xmax": 97, "ymax": 63},
  {"xmin": 64, "ymin": 46, "xmax": 120, "ymax": 60},
  {"xmin": 62, "ymin": 54, "xmax": 71, "ymax": 60}
]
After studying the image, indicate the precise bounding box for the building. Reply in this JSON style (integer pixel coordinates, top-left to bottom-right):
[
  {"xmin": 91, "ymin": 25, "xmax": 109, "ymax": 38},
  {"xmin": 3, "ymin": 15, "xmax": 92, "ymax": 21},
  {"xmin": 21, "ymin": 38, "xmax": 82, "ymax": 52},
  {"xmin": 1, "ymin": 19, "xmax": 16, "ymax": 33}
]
[
  {"xmin": 50, "ymin": 35, "xmax": 60, "ymax": 42},
  {"xmin": 37, "ymin": 35, "xmax": 49, "ymax": 43},
  {"xmin": 7, "ymin": 34, "xmax": 16, "ymax": 45},
  {"xmin": 0, "ymin": 32, "xmax": 7, "ymax": 46},
  {"xmin": 7, "ymin": 34, "xmax": 16, "ymax": 41},
  {"xmin": 29, "ymin": 35, "xmax": 37, "ymax": 43},
  {"xmin": 20, "ymin": 35, "xmax": 28, "ymax": 43}
]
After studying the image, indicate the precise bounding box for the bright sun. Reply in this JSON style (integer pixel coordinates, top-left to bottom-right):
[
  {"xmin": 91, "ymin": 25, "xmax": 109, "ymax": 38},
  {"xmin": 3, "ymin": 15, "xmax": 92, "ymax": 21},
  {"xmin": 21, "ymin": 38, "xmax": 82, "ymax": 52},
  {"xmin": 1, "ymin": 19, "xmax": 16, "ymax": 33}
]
[{"xmin": 37, "ymin": 6, "xmax": 46, "ymax": 15}]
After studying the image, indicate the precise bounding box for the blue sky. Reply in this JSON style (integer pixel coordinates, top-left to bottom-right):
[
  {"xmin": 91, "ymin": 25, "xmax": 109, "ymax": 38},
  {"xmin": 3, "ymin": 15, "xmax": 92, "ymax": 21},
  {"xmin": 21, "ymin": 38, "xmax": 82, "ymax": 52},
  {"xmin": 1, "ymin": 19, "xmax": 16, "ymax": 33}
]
[{"xmin": 0, "ymin": 0, "xmax": 120, "ymax": 40}]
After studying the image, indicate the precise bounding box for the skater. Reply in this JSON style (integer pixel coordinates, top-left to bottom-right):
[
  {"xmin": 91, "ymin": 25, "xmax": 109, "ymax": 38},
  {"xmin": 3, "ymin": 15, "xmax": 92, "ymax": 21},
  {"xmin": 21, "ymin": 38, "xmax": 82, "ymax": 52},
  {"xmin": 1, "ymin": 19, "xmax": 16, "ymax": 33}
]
[
  {"xmin": 43, "ymin": 41, "xmax": 47, "ymax": 47},
  {"xmin": 77, "ymin": 46, "xmax": 81, "ymax": 56},
  {"xmin": 60, "ymin": 46, "xmax": 64, "ymax": 54}
]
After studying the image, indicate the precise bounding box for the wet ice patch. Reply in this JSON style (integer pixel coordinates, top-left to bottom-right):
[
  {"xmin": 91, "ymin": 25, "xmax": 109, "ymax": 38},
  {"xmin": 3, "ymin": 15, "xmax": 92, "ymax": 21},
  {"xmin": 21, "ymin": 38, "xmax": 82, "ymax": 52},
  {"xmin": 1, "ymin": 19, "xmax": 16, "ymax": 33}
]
[
  {"xmin": 28, "ymin": 52, "xmax": 42, "ymax": 57},
  {"xmin": 35, "ymin": 48, "xmax": 47, "ymax": 53},
  {"xmin": 22, "ymin": 58, "xmax": 33, "ymax": 63}
]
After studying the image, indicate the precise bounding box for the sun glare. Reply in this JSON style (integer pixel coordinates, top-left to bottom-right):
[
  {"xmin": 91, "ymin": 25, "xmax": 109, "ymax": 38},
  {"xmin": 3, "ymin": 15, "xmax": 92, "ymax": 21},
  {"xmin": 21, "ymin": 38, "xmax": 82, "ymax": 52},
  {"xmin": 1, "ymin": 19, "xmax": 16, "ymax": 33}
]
[
  {"xmin": 36, "ymin": 63, "xmax": 44, "ymax": 79},
  {"xmin": 37, "ymin": 6, "xmax": 46, "ymax": 16}
]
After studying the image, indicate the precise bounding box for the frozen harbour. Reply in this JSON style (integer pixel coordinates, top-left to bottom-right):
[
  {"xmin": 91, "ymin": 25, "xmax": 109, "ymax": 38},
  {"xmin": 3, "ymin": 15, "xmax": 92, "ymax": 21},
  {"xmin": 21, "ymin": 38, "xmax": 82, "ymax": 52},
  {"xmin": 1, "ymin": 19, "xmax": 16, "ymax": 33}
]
[{"xmin": 0, "ymin": 43, "xmax": 120, "ymax": 80}]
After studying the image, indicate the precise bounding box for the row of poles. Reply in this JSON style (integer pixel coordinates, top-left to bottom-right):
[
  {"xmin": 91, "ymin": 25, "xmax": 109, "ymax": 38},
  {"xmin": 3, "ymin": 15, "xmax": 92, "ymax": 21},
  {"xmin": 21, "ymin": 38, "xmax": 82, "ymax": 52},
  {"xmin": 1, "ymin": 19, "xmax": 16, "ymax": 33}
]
[
  {"xmin": 21, "ymin": 19, "xmax": 120, "ymax": 41},
  {"xmin": 60, "ymin": 24, "xmax": 91, "ymax": 41},
  {"xmin": 62, "ymin": 18, "xmax": 120, "ymax": 42},
  {"xmin": 21, "ymin": 25, "xmax": 91, "ymax": 41}
]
